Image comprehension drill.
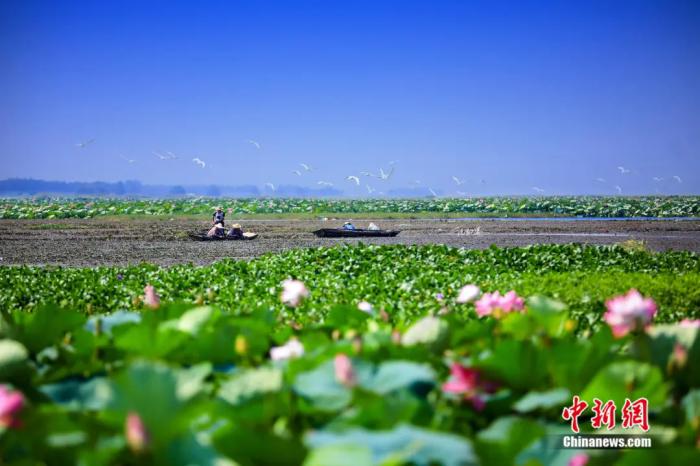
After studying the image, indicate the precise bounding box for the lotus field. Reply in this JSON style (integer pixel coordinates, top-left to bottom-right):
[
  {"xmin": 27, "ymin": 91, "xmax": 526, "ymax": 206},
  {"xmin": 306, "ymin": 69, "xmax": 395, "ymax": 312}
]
[
  {"xmin": 2, "ymin": 196, "xmax": 700, "ymax": 218},
  {"xmin": 1, "ymin": 243, "xmax": 700, "ymax": 464},
  {"xmin": 0, "ymin": 244, "xmax": 700, "ymax": 466}
]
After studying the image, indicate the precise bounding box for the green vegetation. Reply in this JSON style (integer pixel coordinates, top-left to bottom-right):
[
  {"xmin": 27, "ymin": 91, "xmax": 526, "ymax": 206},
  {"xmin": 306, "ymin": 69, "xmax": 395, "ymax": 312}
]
[
  {"xmin": 1, "ymin": 244, "xmax": 700, "ymax": 464},
  {"xmin": 2, "ymin": 195, "xmax": 700, "ymax": 219}
]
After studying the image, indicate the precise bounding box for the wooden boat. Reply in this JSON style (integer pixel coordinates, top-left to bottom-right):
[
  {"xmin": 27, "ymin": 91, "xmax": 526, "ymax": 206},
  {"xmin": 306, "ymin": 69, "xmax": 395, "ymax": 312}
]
[
  {"xmin": 313, "ymin": 228, "xmax": 400, "ymax": 238},
  {"xmin": 189, "ymin": 232, "xmax": 258, "ymax": 241}
]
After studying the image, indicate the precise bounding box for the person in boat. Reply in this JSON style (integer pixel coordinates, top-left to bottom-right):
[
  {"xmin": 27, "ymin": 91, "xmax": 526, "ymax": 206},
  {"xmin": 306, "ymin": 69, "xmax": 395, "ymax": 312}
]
[
  {"xmin": 227, "ymin": 223, "xmax": 244, "ymax": 239},
  {"xmin": 343, "ymin": 222, "xmax": 356, "ymax": 231},
  {"xmin": 212, "ymin": 206, "xmax": 225, "ymax": 227},
  {"xmin": 207, "ymin": 223, "xmax": 225, "ymax": 238},
  {"xmin": 367, "ymin": 222, "xmax": 380, "ymax": 231}
]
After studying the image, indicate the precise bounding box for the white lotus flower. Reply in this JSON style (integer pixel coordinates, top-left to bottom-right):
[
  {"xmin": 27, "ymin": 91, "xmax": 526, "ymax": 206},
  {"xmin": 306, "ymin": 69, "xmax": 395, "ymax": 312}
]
[{"xmin": 456, "ymin": 284, "xmax": 481, "ymax": 304}]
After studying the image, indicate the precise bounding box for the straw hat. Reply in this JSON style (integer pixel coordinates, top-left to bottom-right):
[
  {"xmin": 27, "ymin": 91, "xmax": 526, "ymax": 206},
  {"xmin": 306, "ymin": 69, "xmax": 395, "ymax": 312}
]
[
  {"xmin": 231, "ymin": 223, "xmax": 242, "ymax": 228},
  {"xmin": 215, "ymin": 206, "xmax": 223, "ymax": 211}
]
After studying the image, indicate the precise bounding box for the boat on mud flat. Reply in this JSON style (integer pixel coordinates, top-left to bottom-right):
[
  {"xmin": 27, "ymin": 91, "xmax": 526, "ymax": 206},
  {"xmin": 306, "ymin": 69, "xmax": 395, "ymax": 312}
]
[
  {"xmin": 313, "ymin": 228, "xmax": 400, "ymax": 238},
  {"xmin": 188, "ymin": 232, "xmax": 259, "ymax": 241}
]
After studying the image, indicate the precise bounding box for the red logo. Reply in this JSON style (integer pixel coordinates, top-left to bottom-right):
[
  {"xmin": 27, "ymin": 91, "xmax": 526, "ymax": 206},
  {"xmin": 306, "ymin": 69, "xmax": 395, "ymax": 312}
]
[{"xmin": 562, "ymin": 397, "xmax": 650, "ymax": 432}]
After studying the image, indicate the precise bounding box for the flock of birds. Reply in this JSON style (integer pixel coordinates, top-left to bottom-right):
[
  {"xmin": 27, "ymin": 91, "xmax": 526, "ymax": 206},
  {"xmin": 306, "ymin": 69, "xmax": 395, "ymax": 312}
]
[{"xmin": 75, "ymin": 139, "xmax": 684, "ymax": 197}]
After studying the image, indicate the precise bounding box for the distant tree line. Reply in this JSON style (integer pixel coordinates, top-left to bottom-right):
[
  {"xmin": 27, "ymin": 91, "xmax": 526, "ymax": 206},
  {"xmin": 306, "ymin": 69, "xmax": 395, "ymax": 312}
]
[{"xmin": 0, "ymin": 178, "xmax": 342, "ymax": 197}]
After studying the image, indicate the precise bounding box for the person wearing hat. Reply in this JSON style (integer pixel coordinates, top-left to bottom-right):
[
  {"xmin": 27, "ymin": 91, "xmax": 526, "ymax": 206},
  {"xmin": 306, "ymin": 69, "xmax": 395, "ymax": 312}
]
[
  {"xmin": 227, "ymin": 223, "xmax": 244, "ymax": 239},
  {"xmin": 212, "ymin": 206, "xmax": 225, "ymax": 227},
  {"xmin": 343, "ymin": 221, "xmax": 356, "ymax": 231}
]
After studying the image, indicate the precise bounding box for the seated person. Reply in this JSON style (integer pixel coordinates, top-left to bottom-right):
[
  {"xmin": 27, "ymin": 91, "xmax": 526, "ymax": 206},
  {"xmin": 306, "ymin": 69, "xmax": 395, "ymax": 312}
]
[
  {"xmin": 367, "ymin": 222, "xmax": 380, "ymax": 231},
  {"xmin": 207, "ymin": 223, "xmax": 225, "ymax": 238},
  {"xmin": 212, "ymin": 206, "xmax": 225, "ymax": 227},
  {"xmin": 227, "ymin": 223, "xmax": 244, "ymax": 239},
  {"xmin": 343, "ymin": 222, "xmax": 356, "ymax": 230}
]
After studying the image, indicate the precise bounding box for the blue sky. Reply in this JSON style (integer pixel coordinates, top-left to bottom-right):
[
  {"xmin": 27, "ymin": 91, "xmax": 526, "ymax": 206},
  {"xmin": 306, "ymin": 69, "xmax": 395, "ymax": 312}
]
[{"xmin": 1, "ymin": 0, "xmax": 698, "ymax": 195}]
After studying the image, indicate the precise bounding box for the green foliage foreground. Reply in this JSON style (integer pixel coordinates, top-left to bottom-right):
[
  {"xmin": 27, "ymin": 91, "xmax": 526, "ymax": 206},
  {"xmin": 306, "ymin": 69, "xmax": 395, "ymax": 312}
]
[
  {"xmin": 2, "ymin": 195, "xmax": 700, "ymax": 218},
  {"xmin": 1, "ymin": 244, "xmax": 700, "ymax": 465}
]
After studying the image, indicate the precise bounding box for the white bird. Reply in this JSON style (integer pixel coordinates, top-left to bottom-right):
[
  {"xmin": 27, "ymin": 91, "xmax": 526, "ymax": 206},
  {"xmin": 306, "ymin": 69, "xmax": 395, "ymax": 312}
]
[
  {"xmin": 428, "ymin": 188, "xmax": 438, "ymax": 197},
  {"xmin": 75, "ymin": 139, "xmax": 95, "ymax": 149},
  {"xmin": 532, "ymin": 187, "xmax": 545, "ymax": 193},
  {"xmin": 247, "ymin": 140, "xmax": 261, "ymax": 149},
  {"xmin": 346, "ymin": 176, "xmax": 360, "ymax": 186},
  {"xmin": 165, "ymin": 151, "xmax": 179, "ymax": 160},
  {"xmin": 292, "ymin": 170, "xmax": 302, "ymax": 176},
  {"xmin": 317, "ymin": 181, "xmax": 333, "ymax": 187},
  {"xmin": 192, "ymin": 157, "xmax": 206, "ymax": 168},
  {"xmin": 652, "ymin": 177, "xmax": 664, "ymax": 182},
  {"xmin": 673, "ymin": 175, "xmax": 682, "ymax": 183},
  {"xmin": 300, "ymin": 163, "xmax": 313, "ymax": 171},
  {"xmin": 119, "ymin": 155, "xmax": 135, "ymax": 164},
  {"xmin": 265, "ymin": 182, "xmax": 276, "ymax": 191},
  {"xmin": 595, "ymin": 177, "xmax": 606, "ymax": 183},
  {"xmin": 388, "ymin": 160, "xmax": 398, "ymax": 165},
  {"xmin": 153, "ymin": 151, "xmax": 175, "ymax": 161},
  {"xmin": 366, "ymin": 185, "xmax": 376, "ymax": 194},
  {"xmin": 378, "ymin": 166, "xmax": 394, "ymax": 181},
  {"xmin": 617, "ymin": 166, "xmax": 631, "ymax": 175},
  {"xmin": 452, "ymin": 176, "xmax": 464, "ymax": 186},
  {"xmin": 360, "ymin": 171, "xmax": 375, "ymax": 177},
  {"xmin": 615, "ymin": 185, "xmax": 623, "ymax": 194}
]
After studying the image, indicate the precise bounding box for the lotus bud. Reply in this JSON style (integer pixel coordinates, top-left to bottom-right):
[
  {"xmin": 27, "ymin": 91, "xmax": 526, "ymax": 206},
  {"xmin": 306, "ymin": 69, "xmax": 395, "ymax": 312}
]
[
  {"xmin": 334, "ymin": 354, "xmax": 356, "ymax": 387},
  {"xmin": 125, "ymin": 412, "xmax": 149, "ymax": 454}
]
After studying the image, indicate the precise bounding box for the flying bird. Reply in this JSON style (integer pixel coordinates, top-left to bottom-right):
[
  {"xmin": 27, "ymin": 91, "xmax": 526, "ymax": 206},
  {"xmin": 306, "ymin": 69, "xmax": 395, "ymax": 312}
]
[
  {"xmin": 366, "ymin": 185, "xmax": 376, "ymax": 194},
  {"xmin": 360, "ymin": 171, "xmax": 375, "ymax": 177},
  {"xmin": 532, "ymin": 187, "xmax": 545, "ymax": 193},
  {"xmin": 673, "ymin": 175, "xmax": 682, "ymax": 183},
  {"xmin": 153, "ymin": 151, "xmax": 176, "ymax": 161},
  {"xmin": 300, "ymin": 163, "xmax": 313, "ymax": 171},
  {"xmin": 119, "ymin": 155, "xmax": 136, "ymax": 164},
  {"xmin": 346, "ymin": 176, "xmax": 360, "ymax": 186},
  {"xmin": 247, "ymin": 140, "xmax": 261, "ymax": 149},
  {"xmin": 192, "ymin": 157, "xmax": 206, "ymax": 168},
  {"xmin": 265, "ymin": 182, "xmax": 276, "ymax": 191},
  {"xmin": 452, "ymin": 176, "xmax": 464, "ymax": 186},
  {"xmin": 428, "ymin": 188, "xmax": 438, "ymax": 197},
  {"xmin": 76, "ymin": 139, "xmax": 95, "ymax": 149},
  {"xmin": 617, "ymin": 166, "xmax": 631, "ymax": 175},
  {"xmin": 595, "ymin": 177, "xmax": 606, "ymax": 183},
  {"xmin": 317, "ymin": 181, "xmax": 333, "ymax": 187},
  {"xmin": 292, "ymin": 170, "xmax": 302, "ymax": 176},
  {"xmin": 165, "ymin": 151, "xmax": 179, "ymax": 160},
  {"xmin": 652, "ymin": 177, "xmax": 664, "ymax": 182},
  {"xmin": 614, "ymin": 185, "xmax": 623, "ymax": 194},
  {"xmin": 378, "ymin": 166, "xmax": 394, "ymax": 180}
]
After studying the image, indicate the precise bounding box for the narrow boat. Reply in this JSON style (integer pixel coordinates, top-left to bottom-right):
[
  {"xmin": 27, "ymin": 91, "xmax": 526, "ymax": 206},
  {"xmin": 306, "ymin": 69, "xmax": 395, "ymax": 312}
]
[
  {"xmin": 313, "ymin": 228, "xmax": 400, "ymax": 238},
  {"xmin": 189, "ymin": 232, "xmax": 258, "ymax": 241}
]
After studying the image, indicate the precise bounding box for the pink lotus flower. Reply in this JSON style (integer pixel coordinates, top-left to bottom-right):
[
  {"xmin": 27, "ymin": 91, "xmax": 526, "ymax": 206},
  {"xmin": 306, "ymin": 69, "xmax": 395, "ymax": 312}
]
[
  {"xmin": 143, "ymin": 284, "xmax": 160, "ymax": 309},
  {"xmin": 442, "ymin": 363, "xmax": 497, "ymax": 411},
  {"xmin": 568, "ymin": 453, "xmax": 589, "ymax": 466},
  {"xmin": 679, "ymin": 319, "xmax": 700, "ymax": 328},
  {"xmin": 0, "ymin": 385, "xmax": 24, "ymax": 428},
  {"xmin": 280, "ymin": 279, "xmax": 309, "ymax": 307},
  {"xmin": 604, "ymin": 289, "xmax": 657, "ymax": 338},
  {"xmin": 474, "ymin": 290, "xmax": 525, "ymax": 317},
  {"xmin": 334, "ymin": 354, "xmax": 356, "ymax": 387},
  {"xmin": 125, "ymin": 412, "xmax": 149, "ymax": 453},
  {"xmin": 456, "ymin": 284, "xmax": 481, "ymax": 304},
  {"xmin": 270, "ymin": 338, "xmax": 305, "ymax": 361}
]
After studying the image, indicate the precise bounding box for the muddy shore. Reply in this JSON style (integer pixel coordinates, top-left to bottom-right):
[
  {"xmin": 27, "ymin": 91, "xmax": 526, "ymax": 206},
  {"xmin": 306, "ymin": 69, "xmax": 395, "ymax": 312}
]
[{"xmin": 1, "ymin": 217, "xmax": 699, "ymax": 267}]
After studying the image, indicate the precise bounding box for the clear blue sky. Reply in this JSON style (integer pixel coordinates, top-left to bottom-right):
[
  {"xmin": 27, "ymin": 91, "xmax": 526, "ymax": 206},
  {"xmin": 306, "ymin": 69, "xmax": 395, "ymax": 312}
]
[{"xmin": 1, "ymin": 0, "xmax": 698, "ymax": 195}]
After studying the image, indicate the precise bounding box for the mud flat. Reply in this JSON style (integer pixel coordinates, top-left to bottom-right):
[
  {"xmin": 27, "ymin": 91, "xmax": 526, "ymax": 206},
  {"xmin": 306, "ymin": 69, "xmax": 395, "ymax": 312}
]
[{"xmin": 1, "ymin": 217, "xmax": 699, "ymax": 267}]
